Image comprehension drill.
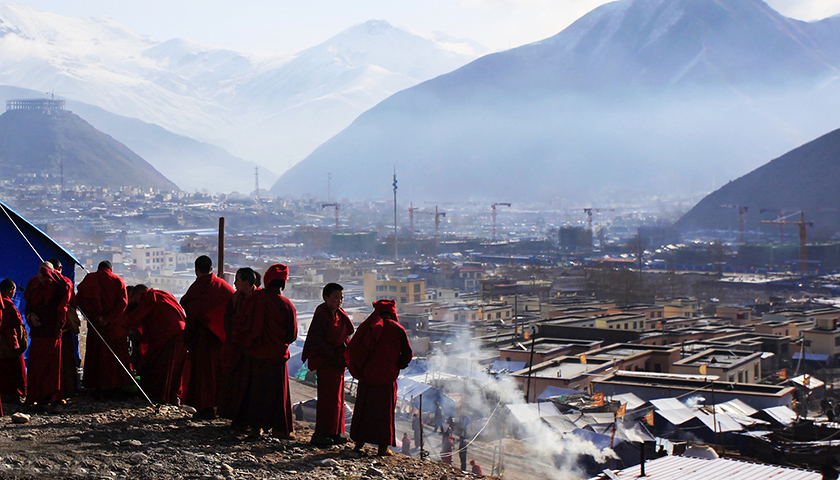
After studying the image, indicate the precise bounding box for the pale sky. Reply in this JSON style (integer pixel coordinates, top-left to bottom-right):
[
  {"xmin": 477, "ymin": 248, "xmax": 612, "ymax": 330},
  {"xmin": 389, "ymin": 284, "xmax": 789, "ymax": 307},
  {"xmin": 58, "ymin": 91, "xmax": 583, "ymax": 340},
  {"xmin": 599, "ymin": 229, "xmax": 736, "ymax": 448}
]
[{"xmin": 15, "ymin": 0, "xmax": 840, "ymax": 54}]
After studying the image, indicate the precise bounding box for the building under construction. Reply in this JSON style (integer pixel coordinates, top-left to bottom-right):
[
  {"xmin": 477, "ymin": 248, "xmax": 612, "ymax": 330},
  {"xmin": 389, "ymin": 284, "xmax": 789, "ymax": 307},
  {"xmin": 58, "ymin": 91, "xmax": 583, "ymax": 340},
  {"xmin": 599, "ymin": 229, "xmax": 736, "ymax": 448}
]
[{"xmin": 6, "ymin": 98, "xmax": 66, "ymax": 112}]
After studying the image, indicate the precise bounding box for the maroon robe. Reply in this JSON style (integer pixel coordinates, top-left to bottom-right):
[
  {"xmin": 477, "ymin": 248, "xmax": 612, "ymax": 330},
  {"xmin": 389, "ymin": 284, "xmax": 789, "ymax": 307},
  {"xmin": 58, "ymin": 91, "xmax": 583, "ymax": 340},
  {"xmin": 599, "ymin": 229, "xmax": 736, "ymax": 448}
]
[
  {"xmin": 128, "ymin": 288, "xmax": 187, "ymax": 404},
  {"xmin": 0, "ymin": 293, "xmax": 27, "ymax": 397},
  {"xmin": 346, "ymin": 300, "xmax": 413, "ymax": 446},
  {"xmin": 217, "ymin": 288, "xmax": 259, "ymax": 420},
  {"xmin": 301, "ymin": 302, "xmax": 353, "ymax": 435},
  {"xmin": 58, "ymin": 274, "xmax": 79, "ymax": 397},
  {"xmin": 23, "ymin": 268, "xmax": 71, "ymax": 404},
  {"xmin": 231, "ymin": 287, "xmax": 297, "ymax": 434},
  {"xmin": 180, "ymin": 273, "xmax": 234, "ymax": 412},
  {"xmin": 76, "ymin": 268, "xmax": 130, "ymax": 390}
]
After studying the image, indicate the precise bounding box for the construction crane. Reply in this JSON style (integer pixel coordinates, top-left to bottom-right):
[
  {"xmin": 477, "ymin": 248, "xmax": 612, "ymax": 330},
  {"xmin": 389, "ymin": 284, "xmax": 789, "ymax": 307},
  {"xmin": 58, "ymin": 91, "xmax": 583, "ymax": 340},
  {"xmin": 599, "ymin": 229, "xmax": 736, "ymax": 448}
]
[
  {"xmin": 761, "ymin": 211, "xmax": 813, "ymax": 277},
  {"xmin": 492, "ymin": 202, "xmax": 511, "ymax": 242},
  {"xmin": 409, "ymin": 204, "xmax": 446, "ymax": 244},
  {"xmin": 581, "ymin": 208, "xmax": 615, "ymax": 248},
  {"xmin": 760, "ymin": 208, "xmax": 790, "ymax": 244},
  {"xmin": 721, "ymin": 204, "xmax": 749, "ymax": 244},
  {"xmin": 321, "ymin": 203, "xmax": 340, "ymax": 232}
]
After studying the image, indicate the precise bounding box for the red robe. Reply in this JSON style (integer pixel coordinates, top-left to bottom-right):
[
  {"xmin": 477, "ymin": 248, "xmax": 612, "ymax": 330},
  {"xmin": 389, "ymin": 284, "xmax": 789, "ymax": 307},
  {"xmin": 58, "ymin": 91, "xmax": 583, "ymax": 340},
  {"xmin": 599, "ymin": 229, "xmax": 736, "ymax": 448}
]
[
  {"xmin": 23, "ymin": 269, "xmax": 71, "ymax": 404},
  {"xmin": 76, "ymin": 268, "xmax": 130, "ymax": 390},
  {"xmin": 346, "ymin": 312, "xmax": 413, "ymax": 446},
  {"xmin": 231, "ymin": 287, "xmax": 297, "ymax": 434},
  {"xmin": 301, "ymin": 302, "xmax": 353, "ymax": 435},
  {"xmin": 58, "ymin": 274, "xmax": 79, "ymax": 397},
  {"xmin": 217, "ymin": 288, "xmax": 259, "ymax": 420},
  {"xmin": 180, "ymin": 273, "xmax": 234, "ymax": 412},
  {"xmin": 128, "ymin": 288, "xmax": 187, "ymax": 404},
  {"xmin": 0, "ymin": 293, "xmax": 27, "ymax": 397}
]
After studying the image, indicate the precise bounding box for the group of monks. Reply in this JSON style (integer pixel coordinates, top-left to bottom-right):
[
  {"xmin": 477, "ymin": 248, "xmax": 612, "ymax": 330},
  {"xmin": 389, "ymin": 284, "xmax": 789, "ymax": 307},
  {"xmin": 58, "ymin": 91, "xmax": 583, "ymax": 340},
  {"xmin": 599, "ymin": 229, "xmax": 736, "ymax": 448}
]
[{"xmin": 0, "ymin": 256, "xmax": 418, "ymax": 456}]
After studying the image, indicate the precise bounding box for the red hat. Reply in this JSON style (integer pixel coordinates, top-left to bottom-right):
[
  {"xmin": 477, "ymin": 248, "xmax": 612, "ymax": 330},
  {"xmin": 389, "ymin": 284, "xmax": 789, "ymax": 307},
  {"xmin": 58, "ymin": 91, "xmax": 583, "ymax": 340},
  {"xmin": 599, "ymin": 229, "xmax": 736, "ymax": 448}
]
[
  {"xmin": 373, "ymin": 299, "xmax": 398, "ymax": 318},
  {"xmin": 264, "ymin": 264, "xmax": 289, "ymax": 286}
]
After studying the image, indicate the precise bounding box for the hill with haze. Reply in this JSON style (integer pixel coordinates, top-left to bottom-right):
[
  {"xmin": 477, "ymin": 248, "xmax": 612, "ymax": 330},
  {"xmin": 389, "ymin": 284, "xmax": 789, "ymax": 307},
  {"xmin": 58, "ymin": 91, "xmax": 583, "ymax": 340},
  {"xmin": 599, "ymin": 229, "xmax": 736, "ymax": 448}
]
[
  {"xmin": 676, "ymin": 128, "xmax": 840, "ymax": 241},
  {"xmin": 0, "ymin": 106, "xmax": 177, "ymax": 191},
  {"xmin": 272, "ymin": 0, "xmax": 840, "ymax": 204}
]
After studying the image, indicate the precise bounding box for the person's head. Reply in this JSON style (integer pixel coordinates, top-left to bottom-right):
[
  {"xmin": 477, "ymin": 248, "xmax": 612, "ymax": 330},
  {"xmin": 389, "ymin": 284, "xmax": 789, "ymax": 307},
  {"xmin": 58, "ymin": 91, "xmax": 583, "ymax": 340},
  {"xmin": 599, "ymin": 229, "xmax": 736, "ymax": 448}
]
[
  {"xmin": 264, "ymin": 264, "xmax": 289, "ymax": 290},
  {"xmin": 37, "ymin": 261, "xmax": 54, "ymax": 283},
  {"xmin": 98, "ymin": 260, "xmax": 113, "ymax": 271},
  {"xmin": 373, "ymin": 299, "xmax": 398, "ymax": 321},
  {"xmin": 234, "ymin": 267, "xmax": 259, "ymax": 293},
  {"xmin": 403, "ymin": 432, "xmax": 409, "ymax": 438},
  {"xmin": 1, "ymin": 278, "xmax": 15, "ymax": 298},
  {"xmin": 130, "ymin": 284, "xmax": 149, "ymax": 304},
  {"xmin": 470, "ymin": 460, "xmax": 476, "ymax": 466},
  {"xmin": 195, "ymin": 255, "xmax": 212, "ymax": 277},
  {"xmin": 47, "ymin": 257, "xmax": 62, "ymax": 272},
  {"xmin": 322, "ymin": 282, "xmax": 344, "ymax": 311}
]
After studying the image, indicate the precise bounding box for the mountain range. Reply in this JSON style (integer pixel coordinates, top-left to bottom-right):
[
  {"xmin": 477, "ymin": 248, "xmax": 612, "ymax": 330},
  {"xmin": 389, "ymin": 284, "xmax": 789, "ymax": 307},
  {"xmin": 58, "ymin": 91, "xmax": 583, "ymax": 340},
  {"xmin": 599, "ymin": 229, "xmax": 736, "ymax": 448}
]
[
  {"xmin": 272, "ymin": 0, "xmax": 840, "ymax": 204},
  {"xmin": 0, "ymin": 3, "xmax": 484, "ymax": 185}
]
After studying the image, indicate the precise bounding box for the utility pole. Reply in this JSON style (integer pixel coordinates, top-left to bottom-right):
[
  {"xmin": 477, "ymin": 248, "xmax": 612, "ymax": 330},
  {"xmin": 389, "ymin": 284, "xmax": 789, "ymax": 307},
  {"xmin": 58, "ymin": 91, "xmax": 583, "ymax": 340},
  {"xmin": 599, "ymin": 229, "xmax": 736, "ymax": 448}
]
[
  {"xmin": 393, "ymin": 169, "xmax": 398, "ymax": 261},
  {"xmin": 254, "ymin": 167, "xmax": 260, "ymax": 206},
  {"xmin": 327, "ymin": 172, "xmax": 332, "ymax": 202}
]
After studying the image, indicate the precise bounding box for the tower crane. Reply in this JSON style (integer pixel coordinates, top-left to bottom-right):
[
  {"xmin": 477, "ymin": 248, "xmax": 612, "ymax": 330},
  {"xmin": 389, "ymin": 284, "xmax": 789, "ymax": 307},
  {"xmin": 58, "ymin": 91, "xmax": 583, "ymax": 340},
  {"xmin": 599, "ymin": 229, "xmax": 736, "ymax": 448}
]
[
  {"xmin": 492, "ymin": 202, "xmax": 511, "ymax": 242},
  {"xmin": 721, "ymin": 204, "xmax": 749, "ymax": 244},
  {"xmin": 581, "ymin": 208, "xmax": 615, "ymax": 248},
  {"xmin": 321, "ymin": 203, "xmax": 340, "ymax": 232},
  {"xmin": 408, "ymin": 204, "xmax": 446, "ymax": 245},
  {"xmin": 761, "ymin": 211, "xmax": 813, "ymax": 277}
]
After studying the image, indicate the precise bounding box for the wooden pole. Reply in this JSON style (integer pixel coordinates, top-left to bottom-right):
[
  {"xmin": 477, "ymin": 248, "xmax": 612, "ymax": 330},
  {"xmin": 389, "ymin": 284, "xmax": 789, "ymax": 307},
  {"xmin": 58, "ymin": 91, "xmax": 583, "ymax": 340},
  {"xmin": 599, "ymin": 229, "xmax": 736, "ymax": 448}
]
[{"xmin": 218, "ymin": 217, "xmax": 225, "ymax": 278}]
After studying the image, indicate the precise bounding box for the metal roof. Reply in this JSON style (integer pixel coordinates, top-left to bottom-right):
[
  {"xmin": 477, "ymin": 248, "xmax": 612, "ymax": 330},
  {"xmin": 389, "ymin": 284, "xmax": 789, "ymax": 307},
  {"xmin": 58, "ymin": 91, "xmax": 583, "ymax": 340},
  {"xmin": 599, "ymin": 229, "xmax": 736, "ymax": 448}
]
[
  {"xmin": 589, "ymin": 454, "xmax": 821, "ymax": 479},
  {"xmin": 505, "ymin": 402, "xmax": 562, "ymax": 424}
]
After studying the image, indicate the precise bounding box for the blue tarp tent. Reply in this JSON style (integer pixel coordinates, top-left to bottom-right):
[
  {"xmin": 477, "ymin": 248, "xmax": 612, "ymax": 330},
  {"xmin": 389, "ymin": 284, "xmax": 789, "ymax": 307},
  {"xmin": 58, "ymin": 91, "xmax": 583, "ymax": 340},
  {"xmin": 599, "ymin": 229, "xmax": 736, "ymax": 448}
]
[
  {"xmin": 397, "ymin": 377, "xmax": 456, "ymax": 417},
  {"xmin": 537, "ymin": 386, "xmax": 584, "ymax": 401},
  {"xmin": 0, "ymin": 201, "xmax": 81, "ymax": 357}
]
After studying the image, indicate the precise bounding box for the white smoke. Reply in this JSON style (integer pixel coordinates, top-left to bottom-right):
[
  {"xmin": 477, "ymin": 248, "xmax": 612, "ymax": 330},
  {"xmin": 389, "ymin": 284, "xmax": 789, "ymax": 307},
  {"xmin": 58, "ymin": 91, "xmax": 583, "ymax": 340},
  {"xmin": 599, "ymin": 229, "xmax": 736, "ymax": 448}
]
[{"xmin": 421, "ymin": 331, "xmax": 617, "ymax": 479}]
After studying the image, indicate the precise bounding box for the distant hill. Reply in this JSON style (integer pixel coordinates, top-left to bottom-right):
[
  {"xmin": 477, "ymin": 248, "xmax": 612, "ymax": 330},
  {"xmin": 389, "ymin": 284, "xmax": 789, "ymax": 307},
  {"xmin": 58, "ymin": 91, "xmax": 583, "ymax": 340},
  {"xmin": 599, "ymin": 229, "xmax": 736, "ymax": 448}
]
[
  {"xmin": 0, "ymin": 105, "xmax": 177, "ymax": 191},
  {"xmin": 0, "ymin": 85, "xmax": 274, "ymax": 194},
  {"xmin": 675, "ymin": 128, "xmax": 840, "ymax": 241},
  {"xmin": 272, "ymin": 0, "xmax": 840, "ymax": 203}
]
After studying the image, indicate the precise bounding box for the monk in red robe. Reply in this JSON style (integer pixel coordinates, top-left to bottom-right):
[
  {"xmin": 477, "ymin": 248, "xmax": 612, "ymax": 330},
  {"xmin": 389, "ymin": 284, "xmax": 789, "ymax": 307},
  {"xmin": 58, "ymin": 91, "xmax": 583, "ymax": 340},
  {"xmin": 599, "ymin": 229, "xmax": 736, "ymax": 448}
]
[
  {"xmin": 231, "ymin": 264, "xmax": 297, "ymax": 439},
  {"xmin": 302, "ymin": 282, "xmax": 353, "ymax": 446},
  {"xmin": 128, "ymin": 285, "xmax": 187, "ymax": 404},
  {"xmin": 48, "ymin": 258, "xmax": 80, "ymax": 398},
  {"xmin": 0, "ymin": 279, "xmax": 26, "ymax": 401},
  {"xmin": 180, "ymin": 255, "xmax": 234, "ymax": 419},
  {"xmin": 24, "ymin": 262, "xmax": 71, "ymax": 412},
  {"xmin": 346, "ymin": 299, "xmax": 413, "ymax": 456},
  {"xmin": 76, "ymin": 261, "xmax": 130, "ymax": 394},
  {"xmin": 217, "ymin": 267, "xmax": 260, "ymax": 422}
]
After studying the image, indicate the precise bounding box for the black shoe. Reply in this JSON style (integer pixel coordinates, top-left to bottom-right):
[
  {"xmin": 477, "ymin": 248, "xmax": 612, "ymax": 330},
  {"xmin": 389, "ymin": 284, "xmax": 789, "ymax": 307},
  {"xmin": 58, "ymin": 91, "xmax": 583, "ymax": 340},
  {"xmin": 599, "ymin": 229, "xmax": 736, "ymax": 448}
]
[
  {"xmin": 310, "ymin": 434, "xmax": 334, "ymax": 447},
  {"xmin": 330, "ymin": 434, "xmax": 349, "ymax": 445}
]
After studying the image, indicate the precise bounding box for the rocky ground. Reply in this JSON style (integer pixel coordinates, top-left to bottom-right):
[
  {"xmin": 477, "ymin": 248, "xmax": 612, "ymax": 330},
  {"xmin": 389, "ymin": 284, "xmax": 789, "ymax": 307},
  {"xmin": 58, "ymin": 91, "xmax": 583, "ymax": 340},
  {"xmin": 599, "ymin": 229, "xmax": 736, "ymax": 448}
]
[{"xmin": 0, "ymin": 381, "xmax": 492, "ymax": 480}]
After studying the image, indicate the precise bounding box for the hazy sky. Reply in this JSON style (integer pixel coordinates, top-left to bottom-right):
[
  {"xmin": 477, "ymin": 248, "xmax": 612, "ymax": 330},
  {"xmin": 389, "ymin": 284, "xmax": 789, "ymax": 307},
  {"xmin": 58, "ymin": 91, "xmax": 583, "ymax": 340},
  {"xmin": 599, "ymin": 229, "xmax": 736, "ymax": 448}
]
[{"xmin": 17, "ymin": 0, "xmax": 840, "ymax": 54}]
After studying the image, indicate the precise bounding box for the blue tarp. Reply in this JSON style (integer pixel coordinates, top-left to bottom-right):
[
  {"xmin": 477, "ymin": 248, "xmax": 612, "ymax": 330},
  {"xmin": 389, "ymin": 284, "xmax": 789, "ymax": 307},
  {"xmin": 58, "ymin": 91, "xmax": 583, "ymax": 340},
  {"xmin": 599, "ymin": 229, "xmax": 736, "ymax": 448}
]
[
  {"xmin": 397, "ymin": 377, "xmax": 456, "ymax": 417},
  {"xmin": 490, "ymin": 360, "xmax": 526, "ymax": 374},
  {"xmin": 792, "ymin": 352, "xmax": 830, "ymax": 362},
  {"xmin": 0, "ymin": 201, "xmax": 81, "ymax": 309},
  {"xmin": 538, "ymin": 386, "xmax": 584, "ymax": 401},
  {"xmin": 0, "ymin": 201, "xmax": 81, "ymax": 360}
]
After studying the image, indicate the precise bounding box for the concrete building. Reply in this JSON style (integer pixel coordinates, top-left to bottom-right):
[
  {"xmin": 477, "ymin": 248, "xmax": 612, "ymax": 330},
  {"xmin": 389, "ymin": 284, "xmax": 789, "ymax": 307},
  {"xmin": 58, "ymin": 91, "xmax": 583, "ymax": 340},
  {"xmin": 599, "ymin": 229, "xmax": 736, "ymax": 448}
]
[
  {"xmin": 672, "ymin": 348, "xmax": 763, "ymax": 383},
  {"xmin": 800, "ymin": 315, "xmax": 840, "ymax": 365},
  {"xmin": 131, "ymin": 245, "xmax": 176, "ymax": 271},
  {"xmin": 593, "ymin": 371, "xmax": 795, "ymax": 409},
  {"xmin": 363, "ymin": 272, "xmax": 425, "ymax": 307}
]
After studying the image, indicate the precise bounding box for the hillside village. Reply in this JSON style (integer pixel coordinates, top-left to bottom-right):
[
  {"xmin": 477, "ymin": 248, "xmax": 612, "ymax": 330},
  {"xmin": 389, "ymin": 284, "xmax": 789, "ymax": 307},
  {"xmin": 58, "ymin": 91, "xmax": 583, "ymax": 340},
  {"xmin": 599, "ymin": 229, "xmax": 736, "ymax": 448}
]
[{"xmin": 3, "ymin": 154, "xmax": 840, "ymax": 478}]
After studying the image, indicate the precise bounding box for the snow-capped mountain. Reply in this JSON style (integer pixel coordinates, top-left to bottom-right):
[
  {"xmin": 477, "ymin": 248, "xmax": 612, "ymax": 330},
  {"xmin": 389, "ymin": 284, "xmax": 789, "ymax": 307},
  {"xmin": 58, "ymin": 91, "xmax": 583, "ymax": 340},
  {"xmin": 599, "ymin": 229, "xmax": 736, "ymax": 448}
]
[
  {"xmin": 272, "ymin": 0, "xmax": 840, "ymax": 203},
  {"xmin": 0, "ymin": 3, "xmax": 485, "ymax": 187}
]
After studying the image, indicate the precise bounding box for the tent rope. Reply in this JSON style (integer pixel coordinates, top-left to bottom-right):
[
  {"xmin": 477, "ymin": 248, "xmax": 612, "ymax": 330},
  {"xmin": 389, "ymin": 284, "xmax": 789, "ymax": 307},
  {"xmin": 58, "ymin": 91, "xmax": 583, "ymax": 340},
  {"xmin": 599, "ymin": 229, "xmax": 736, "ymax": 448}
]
[{"xmin": 0, "ymin": 203, "xmax": 44, "ymax": 263}]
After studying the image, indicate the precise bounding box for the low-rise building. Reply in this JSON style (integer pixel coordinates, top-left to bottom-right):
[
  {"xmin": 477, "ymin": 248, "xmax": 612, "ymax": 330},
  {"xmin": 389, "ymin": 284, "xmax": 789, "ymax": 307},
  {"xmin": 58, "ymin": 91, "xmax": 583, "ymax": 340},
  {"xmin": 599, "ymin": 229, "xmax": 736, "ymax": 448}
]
[{"xmin": 672, "ymin": 348, "xmax": 763, "ymax": 383}]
